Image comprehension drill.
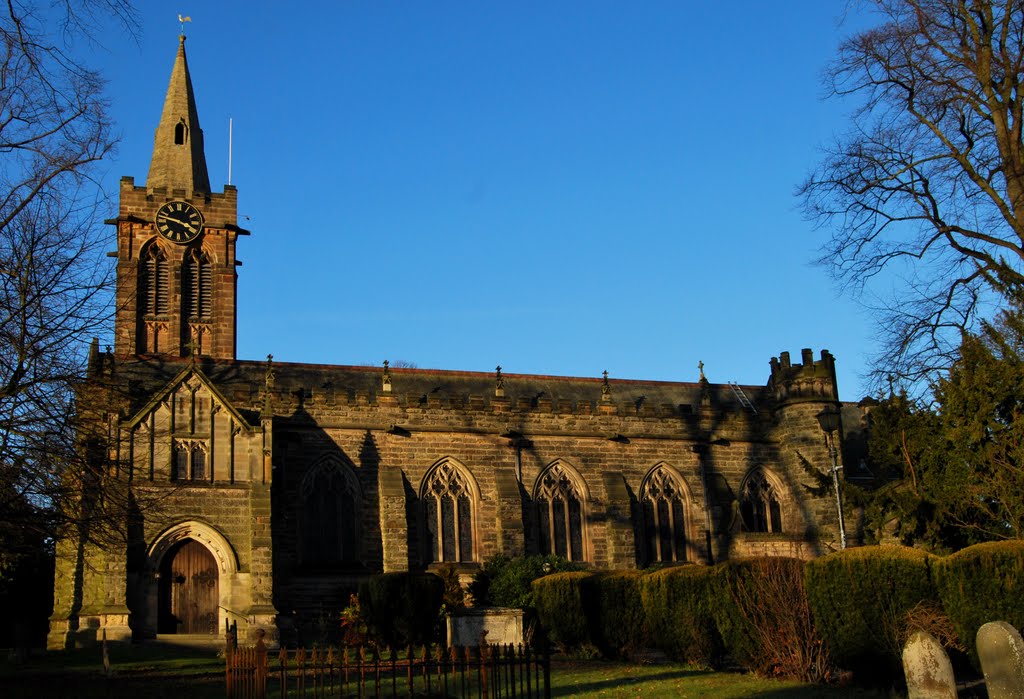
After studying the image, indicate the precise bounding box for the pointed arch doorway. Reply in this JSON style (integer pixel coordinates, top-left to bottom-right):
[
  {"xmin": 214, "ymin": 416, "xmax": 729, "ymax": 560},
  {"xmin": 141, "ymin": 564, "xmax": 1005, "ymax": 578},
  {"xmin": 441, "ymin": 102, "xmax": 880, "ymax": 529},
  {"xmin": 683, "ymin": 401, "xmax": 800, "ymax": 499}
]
[{"xmin": 158, "ymin": 539, "xmax": 219, "ymax": 634}]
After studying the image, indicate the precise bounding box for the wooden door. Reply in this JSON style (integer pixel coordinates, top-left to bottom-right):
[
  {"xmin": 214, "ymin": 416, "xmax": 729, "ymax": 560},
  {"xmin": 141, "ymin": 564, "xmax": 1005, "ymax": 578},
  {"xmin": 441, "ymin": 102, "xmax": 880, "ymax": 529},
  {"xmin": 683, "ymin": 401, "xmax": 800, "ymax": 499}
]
[{"xmin": 168, "ymin": 539, "xmax": 218, "ymax": 634}]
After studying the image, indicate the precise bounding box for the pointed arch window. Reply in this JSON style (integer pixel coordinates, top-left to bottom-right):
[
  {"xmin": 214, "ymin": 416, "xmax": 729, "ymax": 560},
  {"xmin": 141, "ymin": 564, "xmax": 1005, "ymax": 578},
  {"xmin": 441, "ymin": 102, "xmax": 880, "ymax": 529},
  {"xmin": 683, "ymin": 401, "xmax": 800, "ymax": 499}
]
[
  {"xmin": 740, "ymin": 468, "xmax": 783, "ymax": 533},
  {"xmin": 183, "ymin": 248, "xmax": 212, "ymax": 320},
  {"xmin": 174, "ymin": 119, "xmax": 188, "ymax": 145},
  {"xmin": 534, "ymin": 461, "xmax": 587, "ymax": 562},
  {"xmin": 640, "ymin": 464, "xmax": 689, "ymax": 564},
  {"xmin": 300, "ymin": 458, "xmax": 360, "ymax": 567},
  {"xmin": 173, "ymin": 440, "xmax": 208, "ymax": 482},
  {"xmin": 140, "ymin": 244, "xmax": 169, "ymax": 317},
  {"xmin": 421, "ymin": 460, "xmax": 476, "ymax": 564}
]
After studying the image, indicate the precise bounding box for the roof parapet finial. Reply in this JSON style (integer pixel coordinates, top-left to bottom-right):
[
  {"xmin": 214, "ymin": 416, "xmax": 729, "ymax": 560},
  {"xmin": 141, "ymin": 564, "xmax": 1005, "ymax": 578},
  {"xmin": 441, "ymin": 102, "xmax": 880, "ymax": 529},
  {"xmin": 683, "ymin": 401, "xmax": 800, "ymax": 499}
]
[
  {"xmin": 698, "ymin": 360, "xmax": 706, "ymax": 382},
  {"xmin": 178, "ymin": 14, "xmax": 192, "ymax": 36},
  {"xmin": 495, "ymin": 365, "xmax": 505, "ymax": 397},
  {"xmin": 260, "ymin": 354, "xmax": 275, "ymax": 420},
  {"xmin": 601, "ymin": 370, "xmax": 611, "ymax": 401},
  {"xmin": 382, "ymin": 360, "xmax": 393, "ymax": 393}
]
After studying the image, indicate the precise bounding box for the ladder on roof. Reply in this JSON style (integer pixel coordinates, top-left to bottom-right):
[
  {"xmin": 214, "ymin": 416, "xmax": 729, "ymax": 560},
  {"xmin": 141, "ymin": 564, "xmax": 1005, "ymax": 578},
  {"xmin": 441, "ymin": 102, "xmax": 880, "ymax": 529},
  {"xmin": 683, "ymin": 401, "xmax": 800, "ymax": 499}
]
[{"xmin": 729, "ymin": 382, "xmax": 757, "ymax": 414}]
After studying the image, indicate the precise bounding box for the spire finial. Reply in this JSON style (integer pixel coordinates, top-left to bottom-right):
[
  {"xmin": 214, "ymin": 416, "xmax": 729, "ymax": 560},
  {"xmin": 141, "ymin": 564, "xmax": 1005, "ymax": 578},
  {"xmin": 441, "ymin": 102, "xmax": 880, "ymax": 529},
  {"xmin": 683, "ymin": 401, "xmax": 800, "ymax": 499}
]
[{"xmin": 178, "ymin": 14, "xmax": 192, "ymax": 36}]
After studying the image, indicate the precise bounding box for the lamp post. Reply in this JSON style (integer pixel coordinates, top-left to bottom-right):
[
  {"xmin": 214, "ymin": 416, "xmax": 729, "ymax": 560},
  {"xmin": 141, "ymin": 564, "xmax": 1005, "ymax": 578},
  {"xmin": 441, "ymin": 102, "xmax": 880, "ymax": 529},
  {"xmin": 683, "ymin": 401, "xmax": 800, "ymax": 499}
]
[{"xmin": 815, "ymin": 406, "xmax": 848, "ymax": 550}]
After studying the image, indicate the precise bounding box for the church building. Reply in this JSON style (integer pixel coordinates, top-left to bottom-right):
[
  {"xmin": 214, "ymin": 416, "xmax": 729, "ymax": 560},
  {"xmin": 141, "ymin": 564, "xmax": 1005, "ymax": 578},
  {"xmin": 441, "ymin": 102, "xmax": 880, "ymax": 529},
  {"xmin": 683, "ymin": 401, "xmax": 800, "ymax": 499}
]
[{"xmin": 48, "ymin": 37, "xmax": 858, "ymax": 648}]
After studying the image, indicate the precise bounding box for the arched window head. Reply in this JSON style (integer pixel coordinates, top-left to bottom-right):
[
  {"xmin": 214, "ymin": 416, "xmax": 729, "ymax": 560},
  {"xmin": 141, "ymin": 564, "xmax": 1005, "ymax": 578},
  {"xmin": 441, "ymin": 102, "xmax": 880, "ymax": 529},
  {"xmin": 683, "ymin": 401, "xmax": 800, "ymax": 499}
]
[
  {"xmin": 173, "ymin": 440, "xmax": 208, "ymax": 482},
  {"xmin": 640, "ymin": 463, "xmax": 689, "ymax": 564},
  {"xmin": 421, "ymin": 459, "xmax": 477, "ymax": 564},
  {"xmin": 534, "ymin": 461, "xmax": 587, "ymax": 562},
  {"xmin": 300, "ymin": 458, "xmax": 360, "ymax": 567},
  {"xmin": 184, "ymin": 248, "xmax": 212, "ymax": 321},
  {"xmin": 140, "ymin": 244, "xmax": 169, "ymax": 317},
  {"xmin": 174, "ymin": 119, "xmax": 188, "ymax": 145},
  {"xmin": 740, "ymin": 468, "xmax": 783, "ymax": 533}
]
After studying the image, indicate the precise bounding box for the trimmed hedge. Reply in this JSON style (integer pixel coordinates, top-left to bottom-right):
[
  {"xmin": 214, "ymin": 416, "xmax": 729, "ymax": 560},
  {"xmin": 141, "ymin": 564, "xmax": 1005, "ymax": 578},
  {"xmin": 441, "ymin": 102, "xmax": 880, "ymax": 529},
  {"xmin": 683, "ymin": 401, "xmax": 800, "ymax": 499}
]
[
  {"xmin": 581, "ymin": 571, "xmax": 648, "ymax": 659},
  {"xmin": 639, "ymin": 565, "xmax": 721, "ymax": 667},
  {"xmin": 469, "ymin": 555, "xmax": 584, "ymax": 608},
  {"xmin": 934, "ymin": 540, "xmax": 1024, "ymax": 664},
  {"xmin": 532, "ymin": 571, "xmax": 594, "ymax": 651},
  {"xmin": 805, "ymin": 546, "xmax": 937, "ymax": 681},
  {"xmin": 358, "ymin": 572, "xmax": 444, "ymax": 648}
]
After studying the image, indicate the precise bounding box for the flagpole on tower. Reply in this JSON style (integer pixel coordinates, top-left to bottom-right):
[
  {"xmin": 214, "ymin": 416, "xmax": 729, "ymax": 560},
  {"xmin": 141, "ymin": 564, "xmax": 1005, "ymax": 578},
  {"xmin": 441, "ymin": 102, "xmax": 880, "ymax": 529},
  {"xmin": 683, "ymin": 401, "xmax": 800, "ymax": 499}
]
[{"xmin": 228, "ymin": 118, "xmax": 233, "ymax": 186}]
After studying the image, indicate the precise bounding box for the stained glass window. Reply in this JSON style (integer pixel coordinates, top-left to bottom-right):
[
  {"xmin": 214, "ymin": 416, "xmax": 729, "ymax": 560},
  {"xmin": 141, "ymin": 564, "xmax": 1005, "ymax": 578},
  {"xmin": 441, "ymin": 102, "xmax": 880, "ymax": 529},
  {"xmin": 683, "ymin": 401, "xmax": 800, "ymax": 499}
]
[
  {"xmin": 422, "ymin": 460, "xmax": 475, "ymax": 564},
  {"xmin": 535, "ymin": 462, "xmax": 587, "ymax": 562}
]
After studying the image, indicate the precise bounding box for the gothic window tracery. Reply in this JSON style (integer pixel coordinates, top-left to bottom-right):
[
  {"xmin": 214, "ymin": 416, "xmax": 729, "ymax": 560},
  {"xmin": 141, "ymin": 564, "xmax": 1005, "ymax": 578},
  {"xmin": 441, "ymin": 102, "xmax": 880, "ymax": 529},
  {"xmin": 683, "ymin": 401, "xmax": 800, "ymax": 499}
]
[
  {"xmin": 534, "ymin": 461, "xmax": 587, "ymax": 562},
  {"xmin": 640, "ymin": 463, "xmax": 689, "ymax": 564},
  {"xmin": 421, "ymin": 459, "xmax": 476, "ymax": 564},
  {"xmin": 740, "ymin": 468, "xmax": 784, "ymax": 533},
  {"xmin": 300, "ymin": 457, "xmax": 360, "ymax": 566},
  {"xmin": 173, "ymin": 440, "xmax": 208, "ymax": 482}
]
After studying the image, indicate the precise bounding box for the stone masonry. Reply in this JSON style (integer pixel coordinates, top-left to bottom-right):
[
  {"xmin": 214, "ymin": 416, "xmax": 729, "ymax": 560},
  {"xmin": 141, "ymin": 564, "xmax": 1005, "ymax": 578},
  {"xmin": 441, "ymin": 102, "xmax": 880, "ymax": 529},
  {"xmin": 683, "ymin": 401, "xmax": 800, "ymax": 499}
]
[{"xmin": 48, "ymin": 36, "xmax": 855, "ymax": 648}]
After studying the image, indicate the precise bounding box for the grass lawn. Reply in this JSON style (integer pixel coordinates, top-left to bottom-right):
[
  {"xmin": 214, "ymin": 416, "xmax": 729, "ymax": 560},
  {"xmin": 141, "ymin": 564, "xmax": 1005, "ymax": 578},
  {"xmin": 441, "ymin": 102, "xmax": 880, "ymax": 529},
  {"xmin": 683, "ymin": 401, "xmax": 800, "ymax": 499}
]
[
  {"xmin": 0, "ymin": 645, "xmax": 895, "ymax": 698},
  {"xmin": 547, "ymin": 660, "xmax": 890, "ymax": 698}
]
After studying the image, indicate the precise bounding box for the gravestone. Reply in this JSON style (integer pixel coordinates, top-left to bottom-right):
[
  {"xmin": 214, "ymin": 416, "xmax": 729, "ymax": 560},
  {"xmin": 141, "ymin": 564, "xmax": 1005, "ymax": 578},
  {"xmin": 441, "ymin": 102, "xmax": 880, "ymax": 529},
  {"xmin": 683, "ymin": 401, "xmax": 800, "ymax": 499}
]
[
  {"xmin": 977, "ymin": 621, "xmax": 1024, "ymax": 699},
  {"xmin": 902, "ymin": 630, "xmax": 957, "ymax": 699}
]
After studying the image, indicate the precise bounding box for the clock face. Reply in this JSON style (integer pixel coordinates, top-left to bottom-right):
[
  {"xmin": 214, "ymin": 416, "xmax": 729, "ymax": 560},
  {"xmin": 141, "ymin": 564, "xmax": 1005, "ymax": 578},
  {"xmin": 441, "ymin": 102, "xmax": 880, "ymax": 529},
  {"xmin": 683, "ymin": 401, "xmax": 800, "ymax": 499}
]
[{"xmin": 155, "ymin": 200, "xmax": 204, "ymax": 243}]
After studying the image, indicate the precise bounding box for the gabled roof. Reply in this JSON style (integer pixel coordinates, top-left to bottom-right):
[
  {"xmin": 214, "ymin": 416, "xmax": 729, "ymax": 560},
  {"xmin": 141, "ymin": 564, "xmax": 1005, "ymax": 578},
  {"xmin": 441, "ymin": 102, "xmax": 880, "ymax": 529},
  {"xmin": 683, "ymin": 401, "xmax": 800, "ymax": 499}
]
[
  {"xmin": 146, "ymin": 35, "xmax": 211, "ymax": 194},
  {"xmin": 125, "ymin": 361, "xmax": 258, "ymax": 431}
]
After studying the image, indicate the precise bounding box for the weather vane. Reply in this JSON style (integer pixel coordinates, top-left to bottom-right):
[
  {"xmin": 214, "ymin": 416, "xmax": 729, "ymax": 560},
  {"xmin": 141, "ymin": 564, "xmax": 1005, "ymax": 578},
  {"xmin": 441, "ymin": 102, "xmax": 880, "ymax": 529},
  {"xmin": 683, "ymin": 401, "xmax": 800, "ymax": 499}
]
[{"xmin": 178, "ymin": 14, "xmax": 192, "ymax": 35}]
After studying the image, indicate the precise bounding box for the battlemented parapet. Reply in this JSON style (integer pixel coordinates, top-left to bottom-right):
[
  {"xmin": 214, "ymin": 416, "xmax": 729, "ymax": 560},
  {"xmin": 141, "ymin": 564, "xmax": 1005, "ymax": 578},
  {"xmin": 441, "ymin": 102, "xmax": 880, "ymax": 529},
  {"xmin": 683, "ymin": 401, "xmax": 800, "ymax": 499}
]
[{"xmin": 768, "ymin": 348, "xmax": 838, "ymax": 404}]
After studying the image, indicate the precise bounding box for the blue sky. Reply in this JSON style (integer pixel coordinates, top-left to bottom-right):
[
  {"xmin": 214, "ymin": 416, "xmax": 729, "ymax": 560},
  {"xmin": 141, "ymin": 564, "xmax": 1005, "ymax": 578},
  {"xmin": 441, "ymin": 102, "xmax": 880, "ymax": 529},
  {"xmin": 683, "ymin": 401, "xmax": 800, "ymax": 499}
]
[{"xmin": 85, "ymin": 2, "xmax": 879, "ymax": 399}]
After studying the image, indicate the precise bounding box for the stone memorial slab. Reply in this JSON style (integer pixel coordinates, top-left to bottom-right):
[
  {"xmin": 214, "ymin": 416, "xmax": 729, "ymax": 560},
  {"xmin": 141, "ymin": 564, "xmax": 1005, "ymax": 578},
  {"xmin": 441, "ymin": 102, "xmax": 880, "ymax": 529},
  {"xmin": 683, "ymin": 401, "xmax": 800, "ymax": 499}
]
[
  {"xmin": 447, "ymin": 608, "xmax": 525, "ymax": 647},
  {"xmin": 977, "ymin": 621, "xmax": 1024, "ymax": 699},
  {"xmin": 903, "ymin": 630, "xmax": 957, "ymax": 699}
]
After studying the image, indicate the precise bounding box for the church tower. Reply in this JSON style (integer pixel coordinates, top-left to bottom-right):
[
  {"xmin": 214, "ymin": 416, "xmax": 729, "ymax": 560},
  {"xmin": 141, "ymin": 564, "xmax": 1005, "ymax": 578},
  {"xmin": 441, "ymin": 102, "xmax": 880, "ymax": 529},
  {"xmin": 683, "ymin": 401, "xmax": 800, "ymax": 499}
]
[{"xmin": 112, "ymin": 35, "xmax": 246, "ymax": 360}]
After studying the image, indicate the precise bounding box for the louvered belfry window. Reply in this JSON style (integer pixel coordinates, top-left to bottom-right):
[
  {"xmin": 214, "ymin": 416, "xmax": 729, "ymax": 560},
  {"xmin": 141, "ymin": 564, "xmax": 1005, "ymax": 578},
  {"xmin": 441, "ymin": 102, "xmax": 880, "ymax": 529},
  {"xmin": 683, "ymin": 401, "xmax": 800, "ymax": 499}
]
[
  {"xmin": 141, "ymin": 245, "xmax": 169, "ymax": 316},
  {"xmin": 184, "ymin": 249, "xmax": 212, "ymax": 320}
]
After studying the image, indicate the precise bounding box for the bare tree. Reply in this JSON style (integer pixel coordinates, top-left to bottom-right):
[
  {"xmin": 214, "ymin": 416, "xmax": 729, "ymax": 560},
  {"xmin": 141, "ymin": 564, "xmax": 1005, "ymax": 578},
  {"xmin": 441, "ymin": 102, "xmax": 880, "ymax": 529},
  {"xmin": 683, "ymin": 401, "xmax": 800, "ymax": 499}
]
[
  {"xmin": 0, "ymin": 0, "xmax": 136, "ymax": 574},
  {"xmin": 799, "ymin": 0, "xmax": 1024, "ymax": 388}
]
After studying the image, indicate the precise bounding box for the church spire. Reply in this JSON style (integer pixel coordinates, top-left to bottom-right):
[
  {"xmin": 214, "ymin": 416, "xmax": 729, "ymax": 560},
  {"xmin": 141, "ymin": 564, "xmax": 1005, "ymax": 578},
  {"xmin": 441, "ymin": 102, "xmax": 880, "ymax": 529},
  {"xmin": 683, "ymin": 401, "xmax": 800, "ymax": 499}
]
[{"xmin": 146, "ymin": 35, "xmax": 211, "ymax": 195}]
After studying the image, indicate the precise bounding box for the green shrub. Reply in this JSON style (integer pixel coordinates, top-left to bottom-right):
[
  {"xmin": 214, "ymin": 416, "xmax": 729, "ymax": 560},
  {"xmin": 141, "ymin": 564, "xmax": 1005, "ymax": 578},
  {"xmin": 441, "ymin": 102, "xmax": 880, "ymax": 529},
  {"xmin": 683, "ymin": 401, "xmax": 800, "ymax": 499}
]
[
  {"xmin": 581, "ymin": 571, "xmax": 648, "ymax": 659},
  {"xmin": 469, "ymin": 554, "xmax": 584, "ymax": 608},
  {"xmin": 435, "ymin": 562, "xmax": 466, "ymax": 611},
  {"xmin": 358, "ymin": 572, "xmax": 444, "ymax": 649},
  {"xmin": 805, "ymin": 546, "xmax": 937, "ymax": 682},
  {"xmin": 934, "ymin": 540, "xmax": 1024, "ymax": 664},
  {"xmin": 532, "ymin": 571, "xmax": 594, "ymax": 651},
  {"xmin": 639, "ymin": 565, "xmax": 721, "ymax": 667},
  {"xmin": 712, "ymin": 557, "xmax": 829, "ymax": 681}
]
